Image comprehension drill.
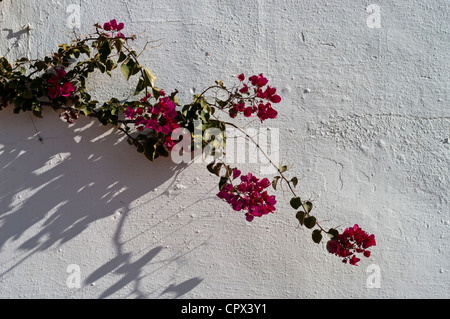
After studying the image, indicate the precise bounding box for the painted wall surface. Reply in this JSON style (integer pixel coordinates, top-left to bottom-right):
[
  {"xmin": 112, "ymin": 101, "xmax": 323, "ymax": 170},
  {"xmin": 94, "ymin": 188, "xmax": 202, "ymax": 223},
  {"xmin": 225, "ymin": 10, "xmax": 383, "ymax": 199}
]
[{"xmin": 0, "ymin": 0, "xmax": 449, "ymax": 299}]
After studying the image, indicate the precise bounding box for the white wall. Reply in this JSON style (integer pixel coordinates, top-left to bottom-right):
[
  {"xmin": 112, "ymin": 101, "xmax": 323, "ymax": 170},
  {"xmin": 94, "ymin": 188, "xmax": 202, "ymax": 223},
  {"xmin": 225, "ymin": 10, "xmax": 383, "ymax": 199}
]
[{"xmin": 0, "ymin": 0, "xmax": 449, "ymax": 299}]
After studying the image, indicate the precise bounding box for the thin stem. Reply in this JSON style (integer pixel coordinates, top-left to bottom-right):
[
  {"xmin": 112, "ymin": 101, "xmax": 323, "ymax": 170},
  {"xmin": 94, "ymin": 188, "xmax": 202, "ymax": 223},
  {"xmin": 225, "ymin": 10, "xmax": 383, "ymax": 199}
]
[
  {"xmin": 28, "ymin": 112, "xmax": 44, "ymax": 143},
  {"xmin": 80, "ymin": 36, "xmax": 136, "ymax": 42},
  {"xmin": 117, "ymin": 125, "xmax": 135, "ymax": 141}
]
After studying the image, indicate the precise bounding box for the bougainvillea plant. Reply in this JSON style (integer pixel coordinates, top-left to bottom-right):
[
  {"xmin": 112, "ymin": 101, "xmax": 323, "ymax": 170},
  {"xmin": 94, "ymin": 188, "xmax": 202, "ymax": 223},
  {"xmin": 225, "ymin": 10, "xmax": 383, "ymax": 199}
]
[{"xmin": 0, "ymin": 20, "xmax": 376, "ymax": 266}]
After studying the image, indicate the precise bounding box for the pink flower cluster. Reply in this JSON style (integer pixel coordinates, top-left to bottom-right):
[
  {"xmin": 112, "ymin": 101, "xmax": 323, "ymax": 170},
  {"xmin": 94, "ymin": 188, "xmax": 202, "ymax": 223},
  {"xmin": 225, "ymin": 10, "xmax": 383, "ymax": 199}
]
[
  {"xmin": 125, "ymin": 92, "xmax": 181, "ymax": 150},
  {"xmin": 103, "ymin": 19, "xmax": 125, "ymax": 38},
  {"xmin": 48, "ymin": 67, "xmax": 75, "ymax": 99},
  {"xmin": 229, "ymin": 73, "xmax": 280, "ymax": 122},
  {"xmin": 327, "ymin": 224, "xmax": 376, "ymax": 266},
  {"xmin": 217, "ymin": 170, "xmax": 277, "ymax": 222}
]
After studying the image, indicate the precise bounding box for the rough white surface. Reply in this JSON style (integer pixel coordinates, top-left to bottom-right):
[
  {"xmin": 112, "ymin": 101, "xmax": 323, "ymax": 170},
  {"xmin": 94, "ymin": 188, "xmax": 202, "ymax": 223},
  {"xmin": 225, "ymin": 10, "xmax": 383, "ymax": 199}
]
[{"xmin": 0, "ymin": 0, "xmax": 449, "ymax": 299}]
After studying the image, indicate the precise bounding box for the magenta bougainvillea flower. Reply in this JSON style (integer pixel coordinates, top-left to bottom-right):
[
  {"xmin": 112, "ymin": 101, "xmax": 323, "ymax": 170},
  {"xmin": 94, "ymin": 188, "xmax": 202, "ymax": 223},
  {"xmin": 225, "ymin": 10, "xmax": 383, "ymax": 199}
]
[
  {"xmin": 140, "ymin": 93, "xmax": 152, "ymax": 103},
  {"xmin": 59, "ymin": 82, "xmax": 76, "ymax": 97},
  {"xmin": 124, "ymin": 106, "xmax": 137, "ymax": 119},
  {"xmin": 109, "ymin": 19, "xmax": 118, "ymax": 30},
  {"xmin": 47, "ymin": 77, "xmax": 60, "ymax": 99},
  {"xmin": 47, "ymin": 67, "xmax": 76, "ymax": 99},
  {"xmin": 103, "ymin": 19, "xmax": 125, "ymax": 37},
  {"xmin": 124, "ymin": 94, "xmax": 181, "ymax": 150},
  {"xmin": 327, "ymin": 224, "xmax": 376, "ymax": 266},
  {"xmin": 230, "ymin": 73, "xmax": 280, "ymax": 123},
  {"xmin": 55, "ymin": 67, "xmax": 66, "ymax": 79},
  {"xmin": 164, "ymin": 136, "xmax": 177, "ymax": 151},
  {"xmin": 217, "ymin": 170, "xmax": 277, "ymax": 222},
  {"xmin": 104, "ymin": 19, "xmax": 124, "ymax": 31},
  {"xmin": 249, "ymin": 74, "xmax": 269, "ymax": 88}
]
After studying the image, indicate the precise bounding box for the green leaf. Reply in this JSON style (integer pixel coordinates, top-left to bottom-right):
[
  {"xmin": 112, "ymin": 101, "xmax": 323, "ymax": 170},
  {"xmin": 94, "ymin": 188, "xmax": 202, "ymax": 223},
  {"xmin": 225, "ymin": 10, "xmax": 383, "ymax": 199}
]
[
  {"xmin": 304, "ymin": 216, "xmax": 317, "ymax": 229},
  {"xmin": 82, "ymin": 106, "xmax": 93, "ymax": 116},
  {"xmin": 136, "ymin": 143, "xmax": 144, "ymax": 153},
  {"xmin": 279, "ymin": 165, "xmax": 288, "ymax": 173},
  {"xmin": 117, "ymin": 51, "xmax": 127, "ymax": 63},
  {"xmin": 312, "ymin": 230, "xmax": 323, "ymax": 244},
  {"xmin": 207, "ymin": 162, "xmax": 216, "ymax": 175},
  {"xmin": 219, "ymin": 177, "xmax": 228, "ymax": 191},
  {"xmin": 17, "ymin": 57, "xmax": 29, "ymax": 63},
  {"xmin": 60, "ymin": 43, "xmax": 69, "ymax": 51},
  {"xmin": 1, "ymin": 57, "xmax": 12, "ymax": 71},
  {"xmin": 296, "ymin": 211, "xmax": 305, "ymax": 226},
  {"xmin": 120, "ymin": 58, "xmax": 132, "ymax": 81},
  {"xmin": 173, "ymin": 94, "xmax": 180, "ymax": 106},
  {"xmin": 96, "ymin": 108, "xmax": 110, "ymax": 125},
  {"xmin": 105, "ymin": 59, "xmax": 117, "ymax": 71},
  {"xmin": 156, "ymin": 144, "xmax": 169, "ymax": 158},
  {"xmin": 13, "ymin": 96, "xmax": 25, "ymax": 109},
  {"xmin": 72, "ymin": 49, "xmax": 81, "ymax": 59},
  {"xmin": 272, "ymin": 176, "xmax": 281, "ymax": 190},
  {"xmin": 200, "ymin": 110, "xmax": 210, "ymax": 123},
  {"xmin": 96, "ymin": 61, "xmax": 106, "ymax": 73},
  {"xmin": 216, "ymin": 99, "xmax": 228, "ymax": 108},
  {"xmin": 291, "ymin": 177, "xmax": 298, "ymax": 188},
  {"xmin": 143, "ymin": 68, "xmax": 156, "ymax": 88},
  {"xmin": 32, "ymin": 105, "xmax": 42, "ymax": 118},
  {"xmin": 327, "ymin": 228, "xmax": 339, "ymax": 239},
  {"xmin": 207, "ymin": 162, "xmax": 224, "ymax": 177},
  {"xmin": 144, "ymin": 142, "xmax": 157, "ymax": 162},
  {"xmin": 304, "ymin": 201, "xmax": 313, "ymax": 214},
  {"xmin": 215, "ymin": 80, "xmax": 225, "ymax": 89},
  {"xmin": 99, "ymin": 40, "xmax": 112, "ymax": 63},
  {"xmin": 290, "ymin": 197, "xmax": 302, "ymax": 210},
  {"xmin": 33, "ymin": 61, "xmax": 47, "ymax": 71},
  {"xmin": 134, "ymin": 79, "xmax": 146, "ymax": 95},
  {"xmin": 152, "ymin": 87, "xmax": 161, "ymax": 100},
  {"xmin": 79, "ymin": 44, "xmax": 91, "ymax": 56},
  {"xmin": 195, "ymin": 96, "xmax": 209, "ymax": 111},
  {"xmin": 30, "ymin": 77, "xmax": 43, "ymax": 90},
  {"xmin": 21, "ymin": 89, "xmax": 33, "ymax": 99},
  {"xmin": 114, "ymin": 38, "xmax": 125, "ymax": 52},
  {"xmin": 79, "ymin": 75, "xmax": 86, "ymax": 87}
]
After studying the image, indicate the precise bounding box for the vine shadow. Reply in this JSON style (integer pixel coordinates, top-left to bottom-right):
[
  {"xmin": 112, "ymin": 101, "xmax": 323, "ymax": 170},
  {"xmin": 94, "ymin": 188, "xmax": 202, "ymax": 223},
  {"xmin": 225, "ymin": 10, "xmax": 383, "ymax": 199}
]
[{"xmin": 0, "ymin": 108, "xmax": 202, "ymax": 298}]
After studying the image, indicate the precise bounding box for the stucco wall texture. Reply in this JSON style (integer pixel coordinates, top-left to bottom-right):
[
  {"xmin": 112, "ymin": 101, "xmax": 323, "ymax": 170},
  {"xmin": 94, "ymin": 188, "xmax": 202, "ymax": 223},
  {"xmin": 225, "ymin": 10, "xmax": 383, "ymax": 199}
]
[{"xmin": 0, "ymin": 0, "xmax": 448, "ymax": 299}]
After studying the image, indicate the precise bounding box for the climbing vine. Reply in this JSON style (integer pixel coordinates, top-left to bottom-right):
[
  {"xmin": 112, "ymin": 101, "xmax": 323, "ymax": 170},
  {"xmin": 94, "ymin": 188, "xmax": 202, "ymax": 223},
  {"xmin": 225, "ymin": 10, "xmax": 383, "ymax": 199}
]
[{"xmin": 0, "ymin": 20, "xmax": 376, "ymax": 266}]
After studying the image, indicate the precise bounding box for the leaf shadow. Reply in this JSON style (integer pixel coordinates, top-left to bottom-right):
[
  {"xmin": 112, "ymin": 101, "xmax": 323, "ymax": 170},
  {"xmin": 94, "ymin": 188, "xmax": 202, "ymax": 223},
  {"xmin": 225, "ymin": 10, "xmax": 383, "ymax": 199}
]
[{"xmin": 0, "ymin": 107, "xmax": 206, "ymax": 298}]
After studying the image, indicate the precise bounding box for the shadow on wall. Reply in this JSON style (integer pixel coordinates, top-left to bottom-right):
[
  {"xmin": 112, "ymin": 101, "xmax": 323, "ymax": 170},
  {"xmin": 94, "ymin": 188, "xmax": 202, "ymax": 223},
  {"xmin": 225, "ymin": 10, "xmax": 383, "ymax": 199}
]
[{"xmin": 0, "ymin": 107, "xmax": 203, "ymax": 298}]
